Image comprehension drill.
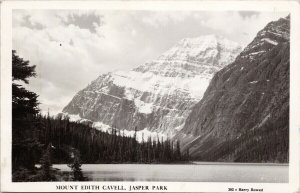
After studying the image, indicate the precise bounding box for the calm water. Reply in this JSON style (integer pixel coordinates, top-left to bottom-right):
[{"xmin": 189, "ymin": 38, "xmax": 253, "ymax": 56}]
[{"xmin": 54, "ymin": 162, "xmax": 288, "ymax": 182}]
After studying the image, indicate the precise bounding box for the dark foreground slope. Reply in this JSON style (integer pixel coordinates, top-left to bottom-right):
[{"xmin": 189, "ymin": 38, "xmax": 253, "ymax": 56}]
[{"xmin": 179, "ymin": 16, "xmax": 290, "ymax": 163}]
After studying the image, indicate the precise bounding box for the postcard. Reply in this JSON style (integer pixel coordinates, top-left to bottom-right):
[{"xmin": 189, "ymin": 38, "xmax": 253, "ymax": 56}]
[{"xmin": 1, "ymin": 1, "xmax": 300, "ymax": 192}]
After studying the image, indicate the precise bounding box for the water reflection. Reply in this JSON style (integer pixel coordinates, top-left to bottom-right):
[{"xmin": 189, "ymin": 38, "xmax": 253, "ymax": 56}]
[{"xmin": 55, "ymin": 163, "xmax": 288, "ymax": 182}]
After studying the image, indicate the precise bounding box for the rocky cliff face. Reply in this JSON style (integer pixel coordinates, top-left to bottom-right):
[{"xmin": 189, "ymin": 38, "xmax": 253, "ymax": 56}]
[
  {"xmin": 178, "ymin": 16, "xmax": 290, "ymax": 162},
  {"xmin": 62, "ymin": 35, "xmax": 242, "ymax": 137}
]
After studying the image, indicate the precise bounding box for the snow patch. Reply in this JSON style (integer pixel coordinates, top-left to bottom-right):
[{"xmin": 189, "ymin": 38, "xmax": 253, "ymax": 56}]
[
  {"xmin": 249, "ymin": 50, "xmax": 266, "ymax": 55},
  {"xmin": 258, "ymin": 114, "xmax": 271, "ymax": 128},
  {"xmin": 249, "ymin": 81, "xmax": 258, "ymax": 84},
  {"xmin": 92, "ymin": 122, "xmax": 111, "ymax": 133},
  {"xmin": 60, "ymin": 113, "xmax": 90, "ymax": 123},
  {"xmin": 93, "ymin": 123, "xmax": 167, "ymax": 142},
  {"xmin": 112, "ymin": 70, "xmax": 211, "ymax": 100},
  {"xmin": 134, "ymin": 99, "xmax": 153, "ymax": 114},
  {"xmin": 60, "ymin": 114, "xmax": 167, "ymax": 143},
  {"xmin": 68, "ymin": 114, "xmax": 82, "ymax": 122},
  {"xmin": 268, "ymin": 31, "xmax": 283, "ymax": 37},
  {"xmin": 261, "ymin": 38, "xmax": 278, "ymax": 45},
  {"xmin": 124, "ymin": 128, "xmax": 167, "ymax": 142},
  {"xmin": 94, "ymin": 91, "xmax": 121, "ymax": 100}
]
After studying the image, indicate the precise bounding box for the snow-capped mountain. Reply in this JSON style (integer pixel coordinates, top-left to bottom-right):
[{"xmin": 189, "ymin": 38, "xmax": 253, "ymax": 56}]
[
  {"xmin": 62, "ymin": 35, "xmax": 242, "ymax": 138},
  {"xmin": 240, "ymin": 15, "xmax": 289, "ymax": 60},
  {"xmin": 177, "ymin": 16, "xmax": 290, "ymax": 162}
]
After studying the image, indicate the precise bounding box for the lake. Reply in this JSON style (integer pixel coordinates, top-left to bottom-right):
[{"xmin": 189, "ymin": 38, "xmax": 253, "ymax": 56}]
[{"xmin": 54, "ymin": 162, "xmax": 288, "ymax": 182}]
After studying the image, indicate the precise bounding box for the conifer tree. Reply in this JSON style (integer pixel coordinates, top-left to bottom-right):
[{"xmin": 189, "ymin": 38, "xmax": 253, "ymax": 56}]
[
  {"xmin": 12, "ymin": 50, "xmax": 41, "ymax": 171},
  {"xmin": 176, "ymin": 140, "xmax": 181, "ymax": 160},
  {"xmin": 39, "ymin": 144, "xmax": 56, "ymax": 181},
  {"xmin": 12, "ymin": 50, "xmax": 39, "ymax": 118},
  {"xmin": 68, "ymin": 153, "xmax": 85, "ymax": 181}
]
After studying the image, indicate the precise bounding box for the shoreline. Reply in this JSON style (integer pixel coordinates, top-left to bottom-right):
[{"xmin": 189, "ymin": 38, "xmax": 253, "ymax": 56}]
[{"xmin": 50, "ymin": 162, "xmax": 289, "ymax": 167}]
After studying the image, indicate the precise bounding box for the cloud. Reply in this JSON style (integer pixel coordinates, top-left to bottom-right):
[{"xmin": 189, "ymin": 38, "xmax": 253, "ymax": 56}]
[
  {"xmin": 140, "ymin": 11, "xmax": 192, "ymax": 27},
  {"xmin": 200, "ymin": 11, "xmax": 288, "ymax": 46},
  {"xmin": 12, "ymin": 10, "xmax": 287, "ymax": 115},
  {"xmin": 238, "ymin": 11, "xmax": 260, "ymax": 18},
  {"xmin": 63, "ymin": 11, "xmax": 103, "ymax": 33}
]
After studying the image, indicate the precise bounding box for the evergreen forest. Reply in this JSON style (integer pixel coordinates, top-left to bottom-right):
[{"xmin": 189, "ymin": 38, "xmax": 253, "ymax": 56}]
[{"xmin": 11, "ymin": 50, "xmax": 189, "ymax": 182}]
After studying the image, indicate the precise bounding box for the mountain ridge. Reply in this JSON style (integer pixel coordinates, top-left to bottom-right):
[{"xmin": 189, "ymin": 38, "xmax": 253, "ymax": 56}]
[
  {"xmin": 62, "ymin": 34, "xmax": 242, "ymax": 137},
  {"xmin": 177, "ymin": 16, "xmax": 290, "ymax": 162}
]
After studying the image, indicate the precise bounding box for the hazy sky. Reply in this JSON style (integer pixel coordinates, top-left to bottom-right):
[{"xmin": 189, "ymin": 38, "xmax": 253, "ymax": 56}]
[{"xmin": 12, "ymin": 10, "xmax": 288, "ymax": 114}]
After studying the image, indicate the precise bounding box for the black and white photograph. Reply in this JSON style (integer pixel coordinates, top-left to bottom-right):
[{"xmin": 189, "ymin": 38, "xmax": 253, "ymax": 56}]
[{"xmin": 1, "ymin": 1, "xmax": 300, "ymax": 193}]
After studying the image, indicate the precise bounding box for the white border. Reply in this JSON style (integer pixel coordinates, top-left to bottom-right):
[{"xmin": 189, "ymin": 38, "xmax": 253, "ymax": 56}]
[{"xmin": 1, "ymin": 1, "xmax": 300, "ymax": 192}]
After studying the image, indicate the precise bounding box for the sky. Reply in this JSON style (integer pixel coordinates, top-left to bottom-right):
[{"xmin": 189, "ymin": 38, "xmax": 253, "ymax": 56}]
[{"xmin": 12, "ymin": 10, "xmax": 288, "ymax": 115}]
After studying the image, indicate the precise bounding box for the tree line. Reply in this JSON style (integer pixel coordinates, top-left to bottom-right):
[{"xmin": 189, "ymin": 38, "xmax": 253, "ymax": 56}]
[{"xmin": 37, "ymin": 114, "xmax": 190, "ymax": 164}]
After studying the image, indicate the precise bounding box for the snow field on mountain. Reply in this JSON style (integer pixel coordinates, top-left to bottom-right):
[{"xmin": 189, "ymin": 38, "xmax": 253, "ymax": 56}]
[
  {"xmin": 112, "ymin": 70, "xmax": 211, "ymax": 100},
  {"xmin": 92, "ymin": 121, "xmax": 167, "ymax": 142},
  {"xmin": 62, "ymin": 34, "xmax": 242, "ymax": 137}
]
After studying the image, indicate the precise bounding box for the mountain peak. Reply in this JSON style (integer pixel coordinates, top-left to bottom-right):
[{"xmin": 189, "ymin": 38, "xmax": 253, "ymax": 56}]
[
  {"xmin": 284, "ymin": 14, "xmax": 290, "ymax": 20},
  {"xmin": 240, "ymin": 15, "xmax": 290, "ymax": 59},
  {"xmin": 63, "ymin": 33, "xmax": 242, "ymax": 136},
  {"xmin": 178, "ymin": 34, "xmax": 218, "ymax": 44},
  {"xmin": 155, "ymin": 34, "xmax": 242, "ymax": 69},
  {"xmin": 176, "ymin": 34, "xmax": 239, "ymax": 48}
]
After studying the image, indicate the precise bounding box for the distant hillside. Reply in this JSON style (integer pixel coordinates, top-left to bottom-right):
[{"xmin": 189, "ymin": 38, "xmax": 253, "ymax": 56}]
[{"xmin": 178, "ymin": 16, "xmax": 290, "ymax": 163}]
